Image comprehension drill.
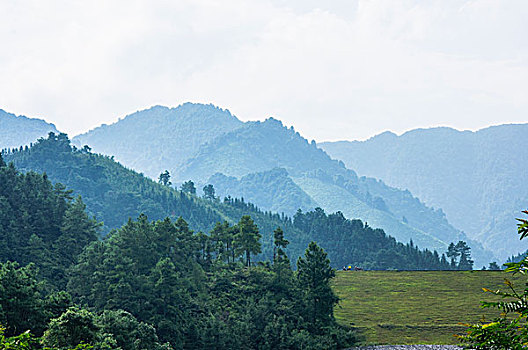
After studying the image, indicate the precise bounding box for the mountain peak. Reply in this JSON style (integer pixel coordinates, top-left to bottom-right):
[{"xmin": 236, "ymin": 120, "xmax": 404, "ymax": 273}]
[
  {"xmin": 0, "ymin": 109, "xmax": 59, "ymax": 149},
  {"xmin": 72, "ymin": 102, "xmax": 244, "ymax": 178}
]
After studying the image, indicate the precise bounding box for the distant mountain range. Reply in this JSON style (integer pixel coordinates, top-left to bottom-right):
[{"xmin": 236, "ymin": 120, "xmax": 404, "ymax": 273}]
[
  {"xmin": 67, "ymin": 103, "xmax": 491, "ymax": 266},
  {"xmin": 320, "ymin": 125, "xmax": 528, "ymax": 260},
  {"xmin": 73, "ymin": 104, "xmax": 243, "ymax": 179},
  {"xmin": 0, "ymin": 109, "xmax": 59, "ymax": 149}
]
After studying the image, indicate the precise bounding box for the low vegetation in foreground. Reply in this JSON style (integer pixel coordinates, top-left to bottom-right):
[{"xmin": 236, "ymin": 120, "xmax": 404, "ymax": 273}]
[{"xmin": 332, "ymin": 270, "xmax": 521, "ymax": 345}]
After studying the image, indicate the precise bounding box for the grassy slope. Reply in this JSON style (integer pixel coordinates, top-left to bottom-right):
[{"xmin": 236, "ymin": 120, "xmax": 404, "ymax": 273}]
[{"xmin": 332, "ymin": 270, "xmax": 520, "ymax": 345}]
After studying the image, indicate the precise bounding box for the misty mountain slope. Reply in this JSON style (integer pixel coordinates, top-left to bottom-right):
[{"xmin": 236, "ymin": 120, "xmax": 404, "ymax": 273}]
[
  {"xmin": 171, "ymin": 110, "xmax": 492, "ymax": 264},
  {"xmin": 66, "ymin": 103, "xmax": 493, "ymax": 263},
  {"xmin": 320, "ymin": 124, "xmax": 528, "ymax": 259},
  {"xmin": 0, "ymin": 109, "xmax": 59, "ymax": 149},
  {"xmin": 291, "ymin": 176, "xmax": 446, "ymax": 251},
  {"xmin": 176, "ymin": 117, "xmax": 349, "ymax": 182},
  {"xmin": 291, "ymin": 175, "xmax": 491, "ymax": 266},
  {"xmin": 73, "ymin": 103, "xmax": 244, "ymax": 178},
  {"xmin": 208, "ymin": 168, "xmax": 319, "ymax": 215}
]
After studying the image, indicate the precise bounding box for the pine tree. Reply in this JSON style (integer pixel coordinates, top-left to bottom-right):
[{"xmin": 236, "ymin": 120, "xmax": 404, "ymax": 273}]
[
  {"xmin": 456, "ymin": 241, "xmax": 474, "ymax": 270},
  {"xmin": 297, "ymin": 242, "xmax": 338, "ymax": 333},
  {"xmin": 158, "ymin": 170, "xmax": 172, "ymax": 186},
  {"xmin": 55, "ymin": 196, "xmax": 100, "ymax": 266},
  {"xmin": 234, "ymin": 216, "xmax": 261, "ymax": 267},
  {"xmin": 202, "ymin": 184, "xmax": 215, "ymax": 200},
  {"xmin": 181, "ymin": 180, "xmax": 196, "ymax": 195}
]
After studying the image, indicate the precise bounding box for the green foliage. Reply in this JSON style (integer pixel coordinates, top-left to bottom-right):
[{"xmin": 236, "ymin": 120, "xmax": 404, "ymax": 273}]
[
  {"xmin": 158, "ymin": 170, "xmax": 171, "ymax": 187},
  {"xmin": 97, "ymin": 310, "xmax": 168, "ymax": 350},
  {"xmin": 297, "ymin": 242, "xmax": 339, "ymax": 333},
  {"xmin": 41, "ymin": 308, "xmax": 100, "ymax": 350},
  {"xmin": 202, "ymin": 184, "xmax": 215, "ymax": 200},
  {"xmin": 180, "ymin": 180, "xmax": 196, "ymax": 195},
  {"xmin": 292, "ymin": 208, "xmax": 451, "ymax": 270},
  {"xmin": 0, "ymin": 326, "xmax": 36, "ymax": 350},
  {"xmin": 0, "ymin": 154, "xmax": 99, "ymax": 287},
  {"xmin": 447, "ymin": 241, "xmax": 474, "ymax": 270},
  {"xmin": 234, "ymin": 215, "xmax": 262, "ymax": 267},
  {"xmin": 0, "ymin": 262, "xmax": 47, "ymax": 337},
  {"xmin": 4, "ymin": 133, "xmax": 223, "ymax": 233},
  {"xmin": 65, "ymin": 214, "xmax": 357, "ymax": 349},
  {"xmin": 461, "ymin": 209, "xmax": 528, "ymax": 348}
]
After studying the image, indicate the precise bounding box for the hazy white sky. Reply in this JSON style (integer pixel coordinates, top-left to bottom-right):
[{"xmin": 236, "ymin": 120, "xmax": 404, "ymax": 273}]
[{"xmin": 1, "ymin": 0, "xmax": 527, "ymax": 141}]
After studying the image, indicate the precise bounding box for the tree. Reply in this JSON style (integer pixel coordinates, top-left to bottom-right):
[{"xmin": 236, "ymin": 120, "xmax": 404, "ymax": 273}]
[
  {"xmin": 97, "ymin": 310, "xmax": 166, "ymax": 350},
  {"xmin": 297, "ymin": 242, "xmax": 339, "ymax": 333},
  {"xmin": 446, "ymin": 242, "xmax": 459, "ymax": 269},
  {"xmin": 272, "ymin": 227, "xmax": 292, "ymax": 293},
  {"xmin": 273, "ymin": 227, "xmax": 289, "ymax": 263},
  {"xmin": 0, "ymin": 262, "xmax": 47, "ymax": 337},
  {"xmin": 180, "ymin": 180, "xmax": 196, "ymax": 195},
  {"xmin": 446, "ymin": 241, "xmax": 473, "ymax": 270},
  {"xmin": 158, "ymin": 171, "xmax": 172, "ymax": 187},
  {"xmin": 41, "ymin": 307, "xmax": 101, "ymax": 349},
  {"xmin": 455, "ymin": 241, "xmax": 473, "ymax": 270},
  {"xmin": 488, "ymin": 261, "xmax": 501, "ymax": 270},
  {"xmin": 202, "ymin": 184, "xmax": 215, "ymax": 200},
  {"xmin": 209, "ymin": 221, "xmax": 228, "ymax": 263},
  {"xmin": 55, "ymin": 196, "xmax": 100, "ymax": 267},
  {"xmin": 234, "ymin": 216, "xmax": 261, "ymax": 267}
]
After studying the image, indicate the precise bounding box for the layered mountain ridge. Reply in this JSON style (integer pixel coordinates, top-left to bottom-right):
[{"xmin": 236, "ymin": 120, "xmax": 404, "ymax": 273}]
[
  {"xmin": 73, "ymin": 103, "xmax": 243, "ymax": 178},
  {"xmin": 321, "ymin": 124, "xmax": 528, "ymax": 260},
  {"xmin": 0, "ymin": 109, "xmax": 59, "ymax": 149},
  {"xmin": 68, "ymin": 103, "xmax": 492, "ymax": 266}
]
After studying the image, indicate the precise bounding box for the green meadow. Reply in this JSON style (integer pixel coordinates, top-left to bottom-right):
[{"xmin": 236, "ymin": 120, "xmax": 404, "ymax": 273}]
[{"xmin": 332, "ymin": 270, "xmax": 521, "ymax": 345}]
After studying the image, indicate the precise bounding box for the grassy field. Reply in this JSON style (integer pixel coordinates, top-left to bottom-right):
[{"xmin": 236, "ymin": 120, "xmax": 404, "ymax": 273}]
[{"xmin": 332, "ymin": 270, "xmax": 521, "ymax": 345}]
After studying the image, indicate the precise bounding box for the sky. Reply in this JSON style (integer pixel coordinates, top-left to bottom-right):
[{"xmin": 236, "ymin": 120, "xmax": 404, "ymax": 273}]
[{"xmin": 0, "ymin": 0, "xmax": 527, "ymax": 141}]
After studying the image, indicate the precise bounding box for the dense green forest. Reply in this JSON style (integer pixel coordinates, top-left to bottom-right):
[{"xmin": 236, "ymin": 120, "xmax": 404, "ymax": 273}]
[
  {"xmin": 2, "ymin": 134, "xmax": 456, "ymax": 271},
  {"xmin": 0, "ymin": 140, "xmax": 476, "ymax": 349},
  {"xmin": 0, "ymin": 154, "xmax": 358, "ymax": 348}
]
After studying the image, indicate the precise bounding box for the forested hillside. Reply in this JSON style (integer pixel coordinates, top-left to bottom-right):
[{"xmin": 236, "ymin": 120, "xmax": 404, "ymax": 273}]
[
  {"xmin": 320, "ymin": 125, "xmax": 528, "ymax": 260},
  {"xmin": 0, "ymin": 109, "xmax": 59, "ymax": 149},
  {"xmin": 2, "ymin": 134, "xmax": 454, "ymax": 271},
  {"xmin": 0, "ymin": 156, "xmax": 98, "ymax": 289},
  {"xmin": 178, "ymin": 117, "xmax": 491, "ymax": 265},
  {"xmin": 73, "ymin": 103, "xmax": 243, "ymax": 178},
  {"xmin": 209, "ymin": 168, "xmax": 319, "ymax": 215},
  {"xmin": 68, "ymin": 104, "xmax": 493, "ymax": 266},
  {"xmin": 0, "ymin": 155, "xmax": 359, "ymax": 348},
  {"xmin": 0, "ymin": 152, "xmax": 462, "ymax": 348}
]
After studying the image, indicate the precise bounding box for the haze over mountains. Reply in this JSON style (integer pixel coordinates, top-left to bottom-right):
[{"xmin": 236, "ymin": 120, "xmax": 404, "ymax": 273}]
[
  {"xmin": 321, "ymin": 126, "xmax": 528, "ymax": 260},
  {"xmin": 3, "ymin": 102, "xmax": 523, "ymax": 264},
  {"xmin": 0, "ymin": 109, "xmax": 58, "ymax": 150},
  {"xmin": 74, "ymin": 104, "xmax": 243, "ymax": 179},
  {"xmin": 68, "ymin": 103, "xmax": 490, "ymax": 265}
]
